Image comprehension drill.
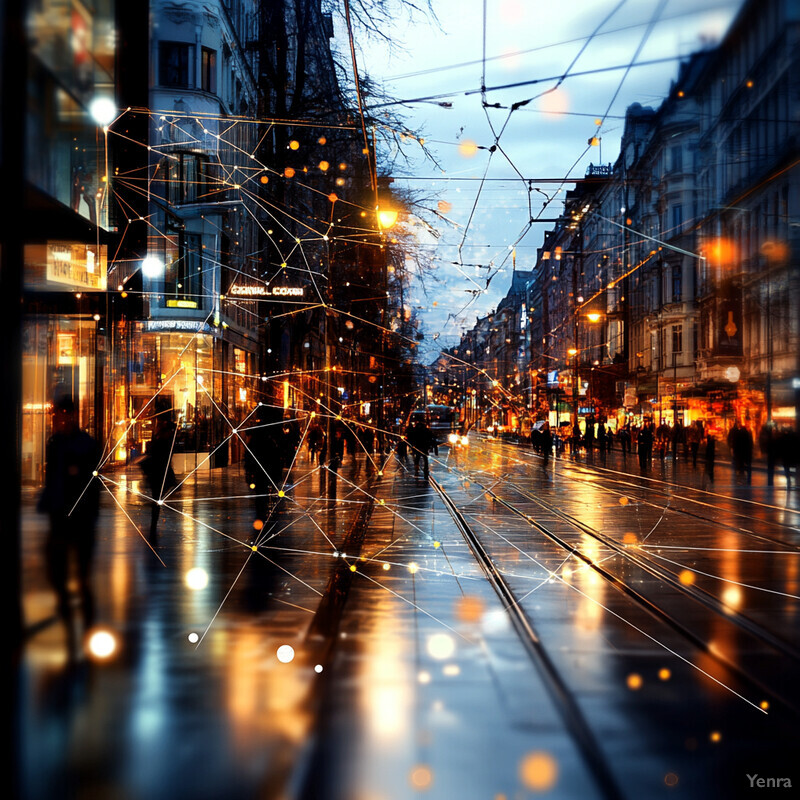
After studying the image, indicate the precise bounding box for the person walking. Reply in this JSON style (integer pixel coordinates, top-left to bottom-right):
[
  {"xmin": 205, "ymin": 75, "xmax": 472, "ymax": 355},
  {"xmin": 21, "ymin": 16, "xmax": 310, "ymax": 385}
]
[
  {"xmin": 540, "ymin": 420, "xmax": 553, "ymax": 477},
  {"xmin": 408, "ymin": 418, "xmax": 435, "ymax": 478},
  {"xmin": 308, "ymin": 420, "xmax": 325, "ymax": 465},
  {"xmin": 244, "ymin": 409, "xmax": 283, "ymax": 526},
  {"xmin": 728, "ymin": 420, "xmax": 754, "ymax": 484},
  {"xmin": 37, "ymin": 396, "xmax": 101, "ymax": 660},
  {"xmin": 687, "ymin": 420, "xmax": 703, "ymax": 467},
  {"xmin": 638, "ymin": 421, "xmax": 654, "ymax": 473},
  {"xmin": 703, "ymin": 432, "xmax": 716, "ymax": 488},
  {"xmin": 139, "ymin": 419, "xmax": 178, "ymax": 540}
]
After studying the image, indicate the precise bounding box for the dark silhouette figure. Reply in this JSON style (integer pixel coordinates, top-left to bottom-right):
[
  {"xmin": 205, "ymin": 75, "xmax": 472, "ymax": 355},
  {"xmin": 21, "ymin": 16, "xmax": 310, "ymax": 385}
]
[
  {"xmin": 618, "ymin": 423, "xmax": 631, "ymax": 456},
  {"xmin": 703, "ymin": 433, "xmax": 716, "ymax": 488},
  {"xmin": 38, "ymin": 396, "xmax": 101, "ymax": 659},
  {"xmin": 638, "ymin": 423, "xmax": 654, "ymax": 473},
  {"xmin": 688, "ymin": 420, "xmax": 703, "ymax": 467},
  {"xmin": 397, "ymin": 428, "xmax": 409, "ymax": 461},
  {"xmin": 328, "ymin": 424, "xmax": 346, "ymax": 472},
  {"xmin": 759, "ymin": 421, "xmax": 778, "ymax": 485},
  {"xmin": 244, "ymin": 411, "xmax": 283, "ymax": 526},
  {"xmin": 540, "ymin": 421, "xmax": 553, "ymax": 476},
  {"xmin": 777, "ymin": 427, "xmax": 799, "ymax": 488},
  {"xmin": 408, "ymin": 419, "xmax": 436, "ymax": 478},
  {"xmin": 728, "ymin": 421, "xmax": 753, "ymax": 484},
  {"xmin": 139, "ymin": 420, "xmax": 178, "ymax": 540},
  {"xmin": 597, "ymin": 421, "xmax": 607, "ymax": 462},
  {"xmin": 308, "ymin": 421, "xmax": 325, "ymax": 465}
]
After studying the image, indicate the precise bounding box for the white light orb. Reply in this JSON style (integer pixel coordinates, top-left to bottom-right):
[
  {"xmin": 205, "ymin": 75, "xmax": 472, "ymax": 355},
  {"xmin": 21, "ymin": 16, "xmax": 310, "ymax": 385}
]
[
  {"xmin": 276, "ymin": 645, "xmax": 295, "ymax": 663},
  {"xmin": 87, "ymin": 629, "xmax": 117, "ymax": 659},
  {"xmin": 185, "ymin": 567, "xmax": 209, "ymax": 590},
  {"xmin": 142, "ymin": 256, "xmax": 165, "ymax": 278},
  {"xmin": 89, "ymin": 97, "xmax": 117, "ymax": 126}
]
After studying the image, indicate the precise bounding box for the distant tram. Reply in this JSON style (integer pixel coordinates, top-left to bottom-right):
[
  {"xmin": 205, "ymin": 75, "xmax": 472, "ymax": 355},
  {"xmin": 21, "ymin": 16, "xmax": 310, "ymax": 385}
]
[{"xmin": 410, "ymin": 404, "xmax": 457, "ymax": 432}]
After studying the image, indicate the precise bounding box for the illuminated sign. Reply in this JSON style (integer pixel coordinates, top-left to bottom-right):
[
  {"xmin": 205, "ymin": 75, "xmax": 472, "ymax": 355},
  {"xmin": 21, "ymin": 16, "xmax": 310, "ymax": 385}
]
[
  {"xmin": 24, "ymin": 242, "xmax": 108, "ymax": 291},
  {"xmin": 228, "ymin": 285, "xmax": 304, "ymax": 297},
  {"xmin": 166, "ymin": 299, "xmax": 199, "ymax": 309},
  {"xmin": 145, "ymin": 320, "xmax": 217, "ymax": 334}
]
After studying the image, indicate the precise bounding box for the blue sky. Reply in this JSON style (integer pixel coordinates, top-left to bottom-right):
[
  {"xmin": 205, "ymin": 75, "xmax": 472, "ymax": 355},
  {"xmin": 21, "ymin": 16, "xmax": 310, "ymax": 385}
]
[{"xmin": 353, "ymin": 0, "xmax": 744, "ymax": 360}]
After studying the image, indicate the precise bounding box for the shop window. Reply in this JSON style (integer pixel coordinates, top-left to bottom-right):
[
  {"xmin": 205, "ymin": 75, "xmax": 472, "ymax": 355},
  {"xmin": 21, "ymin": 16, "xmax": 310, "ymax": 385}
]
[{"xmin": 159, "ymin": 42, "xmax": 193, "ymax": 88}]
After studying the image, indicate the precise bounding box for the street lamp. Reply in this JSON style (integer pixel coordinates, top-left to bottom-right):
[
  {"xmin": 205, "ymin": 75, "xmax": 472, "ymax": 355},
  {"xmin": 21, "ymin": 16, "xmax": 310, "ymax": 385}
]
[
  {"xmin": 568, "ymin": 347, "xmax": 579, "ymax": 428},
  {"xmin": 377, "ymin": 207, "xmax": 398, "ymax": 230},
  {"xmin": 142, "ymin": 256, "xmax": 165, "ymax": 278}
]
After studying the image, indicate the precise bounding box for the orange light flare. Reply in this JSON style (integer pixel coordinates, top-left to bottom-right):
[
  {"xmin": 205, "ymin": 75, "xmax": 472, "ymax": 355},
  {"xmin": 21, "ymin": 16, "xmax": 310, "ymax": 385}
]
[
  {"xmin": 704, "ymin": 237, "xmax": 738, "ymax": 268},
  {"xmin": 760, "ymin": 239, "xmax": 790, "ymax": 264}
]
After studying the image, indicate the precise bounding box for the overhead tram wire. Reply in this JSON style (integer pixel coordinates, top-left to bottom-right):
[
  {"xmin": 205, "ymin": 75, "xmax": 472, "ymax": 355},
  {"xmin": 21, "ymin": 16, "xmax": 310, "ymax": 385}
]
[
  {"xmin": 452, "ymin": 0, "xmax": 628, "ymax": 323},
  {"xmin": 369, "ymin": 54, "xmax": 688, "ymax": 110},
  {"xmin": 385, "ymin": 1, "xmax": 740, "ymax": 81}
]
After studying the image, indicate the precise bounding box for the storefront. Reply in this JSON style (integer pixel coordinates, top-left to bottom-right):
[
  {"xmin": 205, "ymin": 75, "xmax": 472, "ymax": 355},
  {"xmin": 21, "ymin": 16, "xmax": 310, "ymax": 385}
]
[
  {"xmin": 109, "ymin": 321, "xmax": 258, "ymax": 472},
  {"xmin": 22, "ymin": 314, "xmax": 102, "ymax": 485},
  {"xmin": 22, "ymin": 243, "xmax": 108, "ymax": 485}
]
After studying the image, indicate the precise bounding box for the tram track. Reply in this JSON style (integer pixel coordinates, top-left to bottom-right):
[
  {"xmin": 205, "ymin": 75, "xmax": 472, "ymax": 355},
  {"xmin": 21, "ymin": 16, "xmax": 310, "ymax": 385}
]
[
  {"xmin": 429, "ymin": 475, "xmax": 625, "ymax": 800},
  {"xmin": 432, "ymin": 466, "xmax": 800, "ymax": 719},
  {"xmin": 477, "ymin": 436, "xmax": 800, "ymax": 549}
]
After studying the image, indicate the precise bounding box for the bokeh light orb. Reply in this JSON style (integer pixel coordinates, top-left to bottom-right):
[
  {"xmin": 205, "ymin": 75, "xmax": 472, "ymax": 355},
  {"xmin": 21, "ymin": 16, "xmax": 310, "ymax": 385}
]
[
  {"xmin": 87, "ymin": 629, "xmax": 117, "ymax": 659},
  {"xmin": 427, "ymin": 633, "xmax": 455, "ymax": 660},
  {"xmin": 519, "ymin": 751, "xmax": 558, "ymax": 791},
  {"xmin": 409, "ymin": 765, "xmax": 433, "ymax": 790},
  {"xmin": 458, "ymin": 140, "xmax": 478, "ymax": 158},
  {"xmin": 627, "ymin": 673, "xmax": 643, "ymax": 690},
  {"xmin": 276, "ymin": 644, "xmax": 295, "ymax": 663},
  {"xmin": 185, "ymin": 567, "xmax": 209, "ymax": 590}
]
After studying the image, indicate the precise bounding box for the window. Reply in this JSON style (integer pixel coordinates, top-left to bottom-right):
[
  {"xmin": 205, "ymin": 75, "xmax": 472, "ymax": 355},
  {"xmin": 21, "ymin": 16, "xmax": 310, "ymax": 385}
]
[
  {"xmin": 160, "ymin": 42, "xmax": 193, "ymax": 88},
  {"xmin": 671, "ymin": 324, "xmax": 683, "ymax": 359},
  {"xmin": 201, "ymin": 47, "xmax": 217, "ymax": 93},
  {"xmin": 671, "ymin": 204, "xmax": 683, "ymax": 233},
  {"xmin": 163, "ymin": 225, "xmax": 203, "ymax": 308},
  {"xmin": 165, "ymin": 153, "xmax": 209, "ymax": 205},
  {"xmin": 671, "ymin": 145, "xmax": 682, "ymax": 173},
  {"xmin": 672, "ymin": 264, "xmax": 682, "ymax": 302}
]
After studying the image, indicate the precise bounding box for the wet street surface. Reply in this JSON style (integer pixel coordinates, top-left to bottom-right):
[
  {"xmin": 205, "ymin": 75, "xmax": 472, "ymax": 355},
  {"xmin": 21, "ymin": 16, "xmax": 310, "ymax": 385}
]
[{"xmin": 15, "ymin": 439, "xmax": 800, "ymax": 799}]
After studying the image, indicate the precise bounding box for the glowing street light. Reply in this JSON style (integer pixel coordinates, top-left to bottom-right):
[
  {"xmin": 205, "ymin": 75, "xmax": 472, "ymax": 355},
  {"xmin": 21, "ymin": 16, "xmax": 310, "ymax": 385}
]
[
  {"xmin": 377, "ymin": 207, "xmax": 398, "ymax": 230},
  {"xmin": 142, "ymin": 256, "xmax": 165, "ymax": 278},
  {"xmin": 89, "ymin": 96, "xmax": 117, "ymax": 127}
]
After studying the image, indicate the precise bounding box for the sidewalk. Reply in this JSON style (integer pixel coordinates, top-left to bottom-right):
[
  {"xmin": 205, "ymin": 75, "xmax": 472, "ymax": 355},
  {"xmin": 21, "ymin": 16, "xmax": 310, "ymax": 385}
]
[{"xmin": 16, "ymin": 453, "xmax": 376, "ymax": 800}]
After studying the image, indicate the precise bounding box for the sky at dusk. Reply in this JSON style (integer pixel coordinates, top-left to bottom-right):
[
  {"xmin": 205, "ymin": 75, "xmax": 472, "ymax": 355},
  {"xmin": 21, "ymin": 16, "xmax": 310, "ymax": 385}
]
[{"xmin": 350, "ymin": 0, "xmax": 745, "ymax": 360}]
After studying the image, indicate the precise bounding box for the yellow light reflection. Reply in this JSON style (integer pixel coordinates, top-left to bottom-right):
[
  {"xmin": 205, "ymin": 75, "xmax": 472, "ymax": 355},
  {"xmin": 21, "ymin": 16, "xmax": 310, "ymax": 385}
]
[{"xmin": 519, "ymin": 752, "xmax": 558, "ymax": 791}]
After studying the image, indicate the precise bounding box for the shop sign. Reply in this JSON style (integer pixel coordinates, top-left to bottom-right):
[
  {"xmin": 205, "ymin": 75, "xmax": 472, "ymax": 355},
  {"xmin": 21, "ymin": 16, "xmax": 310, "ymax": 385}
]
[
  {"xmin": 57, "ymin": 333, "xmax": 76, "ymax": 365},
  {"xmin": 25, "ymin": 242, "xmax": 108, "ymax": 291},
  {"xmin": 166, "ymin": 299, "xmax": 198, "ymax": 309},
  {"xmin": 228, "ymin": 285, "xmax": 304, "ymax": 297},
  {"xmin": 624, "ymin": 388, "xmax": 637, "ymax": 407},
  {"xmin": 145, "ymin": 320, "xmax": 215, "ymax": 334}
]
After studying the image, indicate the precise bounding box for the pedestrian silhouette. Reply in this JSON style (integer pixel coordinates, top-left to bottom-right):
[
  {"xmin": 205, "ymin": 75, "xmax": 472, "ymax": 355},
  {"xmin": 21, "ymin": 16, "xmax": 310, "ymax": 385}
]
[
  {"xmin": 408, "ymin": 418, "xmax": 436, "ymax": 478},
  {"xmin": 139, "ymin": 420, "xmax": 178, "ymax": 540},
  {"xmin": 37, "ymin": 396, "xmax": 101, "ymax": 660},
  {"xmin": 244, "ymin": 408, "xmax": 283, "ymax": 527},
  {"xmin": 703, "ymin": 433, "xmax": 716, "ymax": 488}
]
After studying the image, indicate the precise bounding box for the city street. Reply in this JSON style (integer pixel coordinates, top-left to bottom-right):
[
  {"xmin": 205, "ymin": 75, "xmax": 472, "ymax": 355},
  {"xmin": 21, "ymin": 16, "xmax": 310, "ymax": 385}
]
[{"xmin": 15, "ymin": 437, "xmax": 800, "ymax": 799}]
